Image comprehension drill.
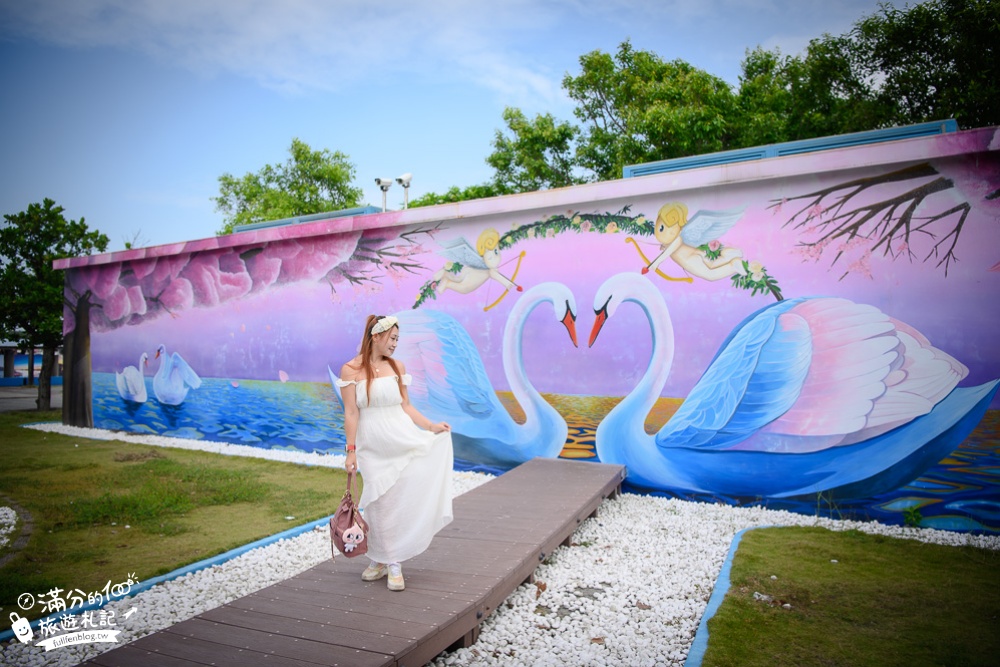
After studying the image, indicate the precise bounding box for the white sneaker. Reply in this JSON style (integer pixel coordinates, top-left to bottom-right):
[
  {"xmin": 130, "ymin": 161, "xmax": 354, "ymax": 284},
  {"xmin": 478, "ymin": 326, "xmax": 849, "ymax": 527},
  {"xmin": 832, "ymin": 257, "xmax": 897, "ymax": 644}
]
[
  {"xmin": 387, "ymin": 563, "xmax": 404, "ymax": 591},
  {"xmin": 361, "ymin": 562, "xmax": 387, "ymax": 581}
]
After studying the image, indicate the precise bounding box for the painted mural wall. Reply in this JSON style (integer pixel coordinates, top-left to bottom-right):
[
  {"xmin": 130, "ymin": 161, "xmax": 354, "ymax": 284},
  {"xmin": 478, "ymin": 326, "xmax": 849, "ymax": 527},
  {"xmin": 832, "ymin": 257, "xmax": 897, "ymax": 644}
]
[{"xmin": 58, "ymin": 126, "xmax": 1000, "ymax": 532}]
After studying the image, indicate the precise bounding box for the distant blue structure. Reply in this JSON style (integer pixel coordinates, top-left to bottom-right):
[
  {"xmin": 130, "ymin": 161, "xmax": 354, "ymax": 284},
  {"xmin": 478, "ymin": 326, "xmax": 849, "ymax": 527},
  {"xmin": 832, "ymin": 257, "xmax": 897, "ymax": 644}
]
[
  {"xmin": 233, "ymin": 205, "xmax": 382, "ymax": 232},
  {"xmin": 623, "ymin": 120, "xmax": 958, "ymax": 178}
]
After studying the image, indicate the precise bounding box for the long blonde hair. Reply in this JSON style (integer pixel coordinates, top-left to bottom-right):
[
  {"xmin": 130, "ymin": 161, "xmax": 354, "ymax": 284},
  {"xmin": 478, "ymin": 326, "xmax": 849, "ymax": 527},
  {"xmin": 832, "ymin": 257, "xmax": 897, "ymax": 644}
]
[{"xmin": 353, "ymin": 314, "xmax": 402, "ymax": 403}]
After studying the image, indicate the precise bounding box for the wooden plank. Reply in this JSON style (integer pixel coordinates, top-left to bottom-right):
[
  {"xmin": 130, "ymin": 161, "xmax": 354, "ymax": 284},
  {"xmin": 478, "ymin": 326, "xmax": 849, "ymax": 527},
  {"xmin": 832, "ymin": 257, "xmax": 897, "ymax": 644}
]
[
  {"xmin": 87, "ymin": 644, "xmax": 214, "ymax": 667},
  {"xmin": 160, "ymin": 617, "xmax": 393, "ymax": 666},
  {"xmin": 79, "ymin": 459, "xmax": 625, "ymax": 667},
  {"xmin": 227, "ymin": 594, "xmax": 436, "ymax": 641},
  {"xmin": 199, "ymin": 605, "xmax": 417, "ymax": 656}
]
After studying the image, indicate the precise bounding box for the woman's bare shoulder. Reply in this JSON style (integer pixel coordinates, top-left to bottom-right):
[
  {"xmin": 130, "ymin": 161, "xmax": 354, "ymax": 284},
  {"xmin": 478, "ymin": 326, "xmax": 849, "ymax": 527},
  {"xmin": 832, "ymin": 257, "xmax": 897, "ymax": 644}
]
[{"xmin": 340, "ymin": 357, "xmax": 363, "ymax": 381}]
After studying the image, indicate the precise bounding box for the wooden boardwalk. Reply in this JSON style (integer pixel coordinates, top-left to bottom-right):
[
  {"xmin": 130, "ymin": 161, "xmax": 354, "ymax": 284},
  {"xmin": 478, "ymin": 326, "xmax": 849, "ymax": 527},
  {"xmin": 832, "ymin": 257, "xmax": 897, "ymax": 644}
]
[{"xmin": 85, "ymin": 458, "xmax": 626, "ymax": 667}]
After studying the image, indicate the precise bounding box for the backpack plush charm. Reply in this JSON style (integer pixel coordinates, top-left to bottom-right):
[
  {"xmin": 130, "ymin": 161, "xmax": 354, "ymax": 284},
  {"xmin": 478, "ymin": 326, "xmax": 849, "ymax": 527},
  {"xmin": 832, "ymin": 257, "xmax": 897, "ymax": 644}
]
[{"xmin": 341, "ymin": 522, "xmax": 366, "ymax": 553}]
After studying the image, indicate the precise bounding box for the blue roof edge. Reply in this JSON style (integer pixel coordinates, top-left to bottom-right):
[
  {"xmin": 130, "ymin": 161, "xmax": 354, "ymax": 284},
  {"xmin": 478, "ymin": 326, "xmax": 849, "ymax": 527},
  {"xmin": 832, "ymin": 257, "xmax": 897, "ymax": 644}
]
[
  {"xmin": 623, "ymin": 119, "xmax": 959, "ymax": 178},
  {"xmin": 233, "ymin": 205, "xmax": 382, "ymax": 233}
]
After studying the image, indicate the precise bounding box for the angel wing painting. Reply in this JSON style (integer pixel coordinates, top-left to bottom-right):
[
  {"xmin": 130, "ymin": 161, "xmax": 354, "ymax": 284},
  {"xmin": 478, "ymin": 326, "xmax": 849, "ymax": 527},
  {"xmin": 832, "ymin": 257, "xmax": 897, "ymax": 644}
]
[
  {"xmin": 640, "ymin": 202, "xmax": 749, "ymax": 281},
  {"xmin": 431, "ymin": 228, "xmax": 524, "ymax": 308}
]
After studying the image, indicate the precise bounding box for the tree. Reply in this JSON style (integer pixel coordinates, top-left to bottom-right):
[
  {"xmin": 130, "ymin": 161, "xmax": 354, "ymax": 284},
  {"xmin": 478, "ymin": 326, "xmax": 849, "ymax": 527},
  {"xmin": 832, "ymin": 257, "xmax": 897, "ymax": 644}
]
[
  {"xmin": 852, "ymin": 0, "xmax": 999, "ymax": 129},
  {"xmin": 564, "ymin": 41, "xmax": 738, "ymax": 180},
  {"xmin": 416, "ymin": 1, "xmax": 1000, "ymax": 204},
  {"xmin": 213, "ymin": 138, "xmax": 364, "ymax": 235},
  {"xmin": 408, "ymin": 183, "xmax": 506, "ymax": 209},
  {"xmin": 410, "ymin": 108, "xmax": 582, "ymax": 209},
  {"xmin": 0, "ymin": 199, "xmax": 109, "ymax": 410},
  {"xmin": 736, "ymin": 39, "xmax": 883, "ymax": 147},
  {"xmin": 487, "ymin": 107, "xmax": 583, "ymax": 192}
]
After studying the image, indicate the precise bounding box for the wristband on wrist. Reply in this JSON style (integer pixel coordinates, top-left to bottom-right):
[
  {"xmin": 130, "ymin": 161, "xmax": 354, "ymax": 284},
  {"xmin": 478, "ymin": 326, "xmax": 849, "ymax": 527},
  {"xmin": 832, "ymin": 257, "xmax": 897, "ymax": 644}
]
[{"xmin": 346, "ymin": 444, "xmax": 356, "ymax": 452}]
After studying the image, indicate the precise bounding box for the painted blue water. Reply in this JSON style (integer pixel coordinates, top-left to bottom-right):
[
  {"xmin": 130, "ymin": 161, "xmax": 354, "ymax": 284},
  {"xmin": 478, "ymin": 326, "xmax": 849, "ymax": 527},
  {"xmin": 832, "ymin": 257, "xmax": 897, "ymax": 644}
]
[
  {"xmin": 93, "ymin": 373, "xmax": 1000, "ymax": 532},
  {"xmin": 94, "ymin": 373, "xmax": 345, "ymax": 452}
]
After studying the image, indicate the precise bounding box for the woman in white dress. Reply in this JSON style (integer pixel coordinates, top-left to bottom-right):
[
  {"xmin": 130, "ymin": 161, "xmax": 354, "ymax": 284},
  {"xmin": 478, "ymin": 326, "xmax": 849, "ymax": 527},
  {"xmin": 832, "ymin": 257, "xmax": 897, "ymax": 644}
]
[{"xmin": 338, "ymin": 314, "xmax": 454, "ymax": 591}]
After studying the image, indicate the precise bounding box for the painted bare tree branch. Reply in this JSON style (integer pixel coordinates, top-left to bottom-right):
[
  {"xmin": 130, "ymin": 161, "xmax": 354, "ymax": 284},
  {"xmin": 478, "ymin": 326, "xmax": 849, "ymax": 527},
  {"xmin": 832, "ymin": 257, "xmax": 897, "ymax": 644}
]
[{"xmin": 772, "ymin": 163, "xmax": 970, "ymax": 277}]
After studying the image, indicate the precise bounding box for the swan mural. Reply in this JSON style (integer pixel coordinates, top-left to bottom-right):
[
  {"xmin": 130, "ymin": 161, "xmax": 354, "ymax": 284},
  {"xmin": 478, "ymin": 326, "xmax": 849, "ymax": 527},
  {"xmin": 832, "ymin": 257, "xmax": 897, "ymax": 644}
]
[
  {"xmin": 115, "ymin": 352, "xmax": 148, "ymax": 403},
  {"xmin": 398, "ymin": 282, "xmax": 578, "ymax": 467},
  {"xmin": 74, "ymin": 126, "xmax": 999, "ymax": 529},
  {"xmin": 332, "ymin": 282, "xmax": 579, "ymax": 468},
  {"xmin": 588, "ymin": 273, "xmax": 999, "ymax": 498},
  {"xmin": 152, "ymin": 344, "xmax": 202, "ymax": 406}
]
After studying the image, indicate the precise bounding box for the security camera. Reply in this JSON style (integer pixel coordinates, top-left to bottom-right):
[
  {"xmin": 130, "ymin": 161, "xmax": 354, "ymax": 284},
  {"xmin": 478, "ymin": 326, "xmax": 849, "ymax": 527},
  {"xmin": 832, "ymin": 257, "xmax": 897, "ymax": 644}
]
[
  {"xmin": 375, "ymin": 177, "xmax": 393, "ymax": 191},
  {"xmin": 396, "ymin": 173, "xmax": 412, "ymax": 187}
]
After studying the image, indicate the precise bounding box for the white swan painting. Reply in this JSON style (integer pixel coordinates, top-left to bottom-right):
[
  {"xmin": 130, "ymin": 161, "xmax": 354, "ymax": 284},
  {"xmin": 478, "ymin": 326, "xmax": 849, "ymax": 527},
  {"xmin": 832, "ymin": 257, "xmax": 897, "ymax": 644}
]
[
  {"xmin": 589, "ymin": 272, "xmax": 999, "ymax": 499},
  {"xmin": 115, "ymin": 352, "xmax": 148, "ymax": 403},
  {"xmin": 153, "ymin": 344, "xmax": 202, "ymax": 406},
  {"xmin": 330, "ymin": 282, "xmax": 579, "ymax": 467}
]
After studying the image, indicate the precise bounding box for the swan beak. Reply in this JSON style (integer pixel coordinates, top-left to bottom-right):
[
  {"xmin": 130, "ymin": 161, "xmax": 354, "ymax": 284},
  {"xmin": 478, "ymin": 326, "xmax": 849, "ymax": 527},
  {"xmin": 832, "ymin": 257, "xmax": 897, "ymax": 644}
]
[
  {"xmin": 589, "ymin": 305, "xmax": 609, "ymax": 348},
  {"xmin": 154, "ymin": 349, "xmax": 161, "ymax": 359},
  {"xmin": 561, "ymin": 304, "xmax": 578, "ymax": 348}
]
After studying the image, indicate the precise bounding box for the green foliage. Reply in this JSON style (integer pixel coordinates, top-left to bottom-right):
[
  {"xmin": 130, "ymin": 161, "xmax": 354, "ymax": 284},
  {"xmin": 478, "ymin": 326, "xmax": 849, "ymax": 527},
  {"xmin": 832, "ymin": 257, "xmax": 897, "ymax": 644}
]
[
  {"xmin": 0, "ymin": 199, "xmax": 109, "ymax": 350},
  {"xmin": 565, "ymin": 41, "xmax": 738, "ymax": 180},
  {"xmin": 408, "ymin": 183, "xmax": 506, "ymax": 208},
  {"xmin": 730, "ymin": 259, "xmax": 784, "ymax": 301},
  {"xmin": 213, "ymin": 138, "xmax": 363, "ymax": 235},
  {"xmin": 903, "ymin": 505, "xmax": 924, "ymax": 528},
  {"xmin": 852, "ymin": 0, "xmax": 1000, "ymax": 129},
  {"xmin": 487, "ymin": 107, "xmax": 583, "ymax": 192},
  {"xmin": 736, "ymin": 39, "xmax": 881, "ymax": 146}
]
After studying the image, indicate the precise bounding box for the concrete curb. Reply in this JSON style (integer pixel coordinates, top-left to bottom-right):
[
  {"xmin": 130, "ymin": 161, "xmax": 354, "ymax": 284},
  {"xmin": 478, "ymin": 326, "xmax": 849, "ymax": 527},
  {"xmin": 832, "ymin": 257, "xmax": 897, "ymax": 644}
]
[{"xmin": 684, "ymin": 525, "xmax": 775, "ymax": 667}]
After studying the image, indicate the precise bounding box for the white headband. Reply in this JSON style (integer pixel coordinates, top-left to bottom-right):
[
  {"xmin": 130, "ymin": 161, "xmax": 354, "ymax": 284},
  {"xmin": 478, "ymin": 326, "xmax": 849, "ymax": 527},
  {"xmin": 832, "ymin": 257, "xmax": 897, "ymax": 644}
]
[{"xmin": 370, "ymin": 315, "xmax": 398, "ymax": 336}]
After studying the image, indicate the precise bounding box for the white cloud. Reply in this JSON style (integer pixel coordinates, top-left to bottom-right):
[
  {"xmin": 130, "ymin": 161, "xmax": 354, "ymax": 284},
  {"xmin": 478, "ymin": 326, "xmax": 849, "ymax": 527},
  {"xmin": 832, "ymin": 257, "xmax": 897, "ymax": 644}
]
[{"xmin": 0, "ymin": 0, "xmax": 570, "ymax": 104}]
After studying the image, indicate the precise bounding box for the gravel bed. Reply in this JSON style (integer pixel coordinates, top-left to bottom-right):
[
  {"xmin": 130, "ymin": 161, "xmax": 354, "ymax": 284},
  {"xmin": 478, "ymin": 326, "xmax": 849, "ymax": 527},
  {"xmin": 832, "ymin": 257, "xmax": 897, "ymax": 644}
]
[
  {"xmin": 3, "ymin": 425, "xmax": 998, "ymax": 667},
  {"xmin": 0, "ymin": 508, "xmax": 16, "ymax": 550}
]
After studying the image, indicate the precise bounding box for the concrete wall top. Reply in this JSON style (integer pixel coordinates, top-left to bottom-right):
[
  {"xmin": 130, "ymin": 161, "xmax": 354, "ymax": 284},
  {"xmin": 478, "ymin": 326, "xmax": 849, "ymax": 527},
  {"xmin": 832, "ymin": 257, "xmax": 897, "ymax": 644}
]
[{"xmin": 54, "ymin": 126, "xmax": 1000, "ymax": 271}]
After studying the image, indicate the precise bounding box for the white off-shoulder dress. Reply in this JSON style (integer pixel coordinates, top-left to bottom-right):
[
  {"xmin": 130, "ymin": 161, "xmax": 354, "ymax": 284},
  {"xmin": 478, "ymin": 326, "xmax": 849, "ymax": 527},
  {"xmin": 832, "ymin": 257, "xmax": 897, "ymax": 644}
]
[{"xmin": 337, "ymin": 374, "xmax": 454, "ymax": 564}]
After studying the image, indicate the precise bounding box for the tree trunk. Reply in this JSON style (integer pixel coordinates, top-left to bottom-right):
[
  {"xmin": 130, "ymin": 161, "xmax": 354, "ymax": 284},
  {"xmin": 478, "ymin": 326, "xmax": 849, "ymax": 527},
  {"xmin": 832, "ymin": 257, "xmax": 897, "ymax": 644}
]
[
  {"xmin": 36, "ymin": 347, "xmax": 55, "ymax": 410},
  {"xmin": 63, "ymin": 294, "xmax": 94, "ymax": 427},
  {"xmin": 27, "ymin": 348, "xmax": 35, "ymax": 386}
]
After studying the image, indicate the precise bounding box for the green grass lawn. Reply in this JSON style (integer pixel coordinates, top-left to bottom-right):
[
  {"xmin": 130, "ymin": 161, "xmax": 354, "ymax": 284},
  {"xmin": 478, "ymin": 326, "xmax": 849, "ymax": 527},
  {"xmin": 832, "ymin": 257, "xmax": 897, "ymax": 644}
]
[
  {"xmin": 703, "ymin": 526, "xmax": 1000, "ymax": 667},
  {"xmin": 0, "ymin": 410, "xmax": 346, "ymax": 621}
]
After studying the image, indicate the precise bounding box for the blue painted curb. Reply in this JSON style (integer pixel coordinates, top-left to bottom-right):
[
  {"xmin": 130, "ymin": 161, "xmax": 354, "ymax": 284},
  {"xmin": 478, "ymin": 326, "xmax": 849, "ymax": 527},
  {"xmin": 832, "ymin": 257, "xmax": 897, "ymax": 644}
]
[
  {"xmin": 0, "ymin": 515, "xmax": 333, "ymax": 644},
  {"xmin": 684, "ymin": 525, "xmax": 774, "ymax": 667}
]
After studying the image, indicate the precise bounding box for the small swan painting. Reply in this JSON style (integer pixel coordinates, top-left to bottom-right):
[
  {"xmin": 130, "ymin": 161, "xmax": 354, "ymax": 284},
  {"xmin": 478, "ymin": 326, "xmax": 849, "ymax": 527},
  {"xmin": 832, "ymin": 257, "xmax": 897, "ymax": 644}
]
[
  {"xmin": 115, "ymin": 352, "xmax": 148, "ymax": 404},
  {"xmin": 153, "ymin": 344, "xmax": 202, "ymax": 406}
]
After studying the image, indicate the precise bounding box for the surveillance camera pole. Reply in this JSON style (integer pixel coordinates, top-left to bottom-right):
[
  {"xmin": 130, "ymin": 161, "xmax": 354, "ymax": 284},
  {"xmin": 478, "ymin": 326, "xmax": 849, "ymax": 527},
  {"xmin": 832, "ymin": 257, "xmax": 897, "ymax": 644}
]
[
  {"xmin": 396, "ymin": 174, "xmax": 412, "ymax": 209},
  {"xmin": 376, "ymin": 178, "xmax": 393, "ymax": 212}
]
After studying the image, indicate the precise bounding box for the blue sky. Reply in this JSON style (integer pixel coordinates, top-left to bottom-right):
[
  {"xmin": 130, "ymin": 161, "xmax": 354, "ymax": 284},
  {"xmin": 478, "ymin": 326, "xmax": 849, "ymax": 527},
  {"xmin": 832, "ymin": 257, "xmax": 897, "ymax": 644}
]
[{"xmin": 0, "ymin": 0, "xmax": 901, "ymax": 251}]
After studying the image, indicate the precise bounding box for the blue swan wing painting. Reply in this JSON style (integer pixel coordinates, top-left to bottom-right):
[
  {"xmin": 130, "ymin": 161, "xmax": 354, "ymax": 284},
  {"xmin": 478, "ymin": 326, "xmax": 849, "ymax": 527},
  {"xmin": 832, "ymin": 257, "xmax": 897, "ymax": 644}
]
[
  {"xmin": 328, "ymin": 365, "xmax": 346, "ymax": 408},
  {"xmin": 115, "ymin": 352, "xmax": 148, "ymax": 403},
  {"xmin": 152, "ymin": 344, "xmax": 202, "ymax": 406},
  {"xmin": 679, "ymin": 206, "xmax": 747, "ymax": 246},
  {"xmin": 393, "ymin": 282, "xmax": 579, "ymax": 468},
  {"xmin": 393, "ymin": 309, "xmax": 515, "ymax": 436},
  {"xmin": 589, "ymin": 272, "xmax": 999, "ymax": 498}
]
